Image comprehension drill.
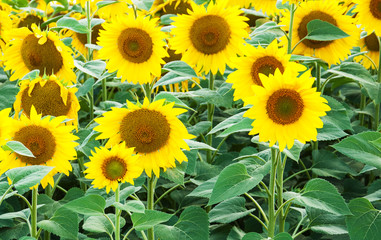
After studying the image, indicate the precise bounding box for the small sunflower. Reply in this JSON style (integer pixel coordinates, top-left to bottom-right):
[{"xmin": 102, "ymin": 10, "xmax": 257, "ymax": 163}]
[
  {"xmin": 94, "ymin": 98, "xmax": 194, "ymax": 177},
  {"xmin": 280, "ymin": 0, "xmax": 358, "ymax": 65},
  {"xmin": 97, "ymin": 15, "xmax": 168, "ymax": 84},
  {"xmin": 170, "ymin": 0, "xmax": 249, "ymax": 75},
  {"xmin": 150, "ymin": 0, "xmax": 193, "ymax": 16},
  {"xmin": 3, "ymin": 24, "xmax": 76, "ymax": 84},
  {"xmin": 14, "ymin": 75, "xmax": 80, "ymax": 126},
  {"xmin": 227, "ymin": 40, "xmax": 306, "ymax": 104},
  {"xmin": 12, "ymin": 11, "xmax": 47, "ymax": 31},
  {"xmin": 0, "ymin": 107, "xmax": 79, "ymax": 188},
  {"xmin": 244, "ymin": 69, "xmax": 330, "ymax": 151},
  {"xmin": 355, "ymin": 32, "xmax": 379, "ymax": 69},
  {"xmin": 353, "ymin": 0, "xmax": 381, "ymax": 36},
  {"xmin": 84, "ymin": 142, "xmax": 142, "ymax": 193}
]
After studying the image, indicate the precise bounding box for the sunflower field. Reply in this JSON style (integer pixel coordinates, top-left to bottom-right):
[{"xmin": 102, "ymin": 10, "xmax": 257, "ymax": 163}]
[{"xmin": 0, "ymin": 0, "xmax": 381, "ymax": 239}]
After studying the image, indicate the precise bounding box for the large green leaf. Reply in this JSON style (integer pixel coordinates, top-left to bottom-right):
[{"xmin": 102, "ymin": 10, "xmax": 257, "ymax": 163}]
[
  {"xmin": 56, "ymin": 17, "xmax": 88, "ymax": 34},
  {"xmin": 37, "ymin": 207, "xmax": 78, "ymax": 240},
  {"xmin": 131, "ymin": 210, "xmax": 172, "ymax": 231},
  {"xmin": 332, "ymin": 131, "xmax": 381, "ymax": 170},
  {"xmin": 162, "ymin": 60, "xmax": 198, "ymax": 78},
  {"xmin": 62, "ymin": 194, "xmax": 105, "ymax": 216},
  {"xmin": 209, "ymin": 197, "xmax": 255, "ymax": 223},
  {"xmin": 188, "ymin": 177, "xmax": 217, "ymax": 199},
  {"xmin": 5, "ymin": 141, "xmax": 35, "ymax": 158},
  {"xmin": 306, "ymin": 19, "xmax": 349, "ymax": 41},
  {"xmin": 155, "ymin": 206, "xmax": 209, "ymax": 240},
  {"xmin": 83, "ymin": 215, "xmax": 114, "ymax": 235},
  {"xmin": 208, "ymin": 163, "xmax": 263, "ymax": 205},
  {"xmin": 346, "ymin": 198, "xmax": 381, "ymax": 240},
  {"xmin": 312, "ymin": 150, "xmax": 356, "ymax": 179},
  {"xmin": 283, "ymin": 178, "xmax": 351, "ymax": 215},
  {"xmin": 113, "ymin": 200, "xmax": 145, "ymax": 213},
  {"xmin": 6, "ymin": 165, "xmax": 54, "ymax": 194}
]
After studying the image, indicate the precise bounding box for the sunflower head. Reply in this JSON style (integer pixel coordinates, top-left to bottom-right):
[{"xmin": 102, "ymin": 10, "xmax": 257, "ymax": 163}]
[
  {"xmin": 353, "ymin": 0, "xmax": 381, "ymax": 36},
  {"xmin": 244, "ymin": 68, "xmax": 330, "ymax": 151},
  {"xmin": 0, "ymin": 106, "xmax": 79, "ymax": 188},
  {"xmin": 3, "ymin": 24, "xmax": 76, "ymax": 84},
  {"xmin": 14, "ymin": 75, "xmax": 80, "ymax": 126},
  {"xmin": 170, "ymin": 0, "xmax": 249, "ymax": 74},
  {"xmin": 355, "ymin": 31, "xmax": 379, "ymax": 69},
  {"xmin": 13, "ymin": 11, "xmax": 47, "ymax": 31},
  {"xmin": 94, "ymin": 98, "xmax": 194, "ymax": 177},
  {"xmin": 150, "ymin": 0, "xmax": 193, "ymax": 16},
  {"xmin": 98, "ymin": 15, "xmax": 168, "ymax": 84},
  {"xmin": 84, "ymin": 142, "xmax": 142, "ymax": 193}
]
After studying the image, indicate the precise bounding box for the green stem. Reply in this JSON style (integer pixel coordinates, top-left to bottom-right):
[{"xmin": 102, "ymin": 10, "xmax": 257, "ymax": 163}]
[
  {"xmin": 0, "ymin": 185, "xmax": 13, "ymax": 206},
  {"xmin": 287, "ymin": 3, "xmax": 296, "ymax": 54},
  {"xmin": 276, "ymin": 154, "xmax": 286, "ymax": 233},
  {"xmin": 315, "ymin": 62, "xmax": 321, "ymax": 92},
  {"xmin": 147, "ymin": 176, "xmax": 156, "ymax": 240},
  {"xmin": 206, "ymin": 72, "xmax": 215, "ymax": 164},
  {"xmin": 15, "ymin": 194, "xmax": 32, "ymax": 210},
  {"xmin": 86, "ymin": 0, "xmax": 92, "ymax": 60},
  {"xmin": 102, "ymin": 78, "xmax": 107, "ymax": 101},
  {"xmin": 77, "ymin": 157, "xmax": 88, "ymax": 191},
  {"xmin": 210, "ymin": 136, "xmax": 228, "ymax": 163},
  {"xmin": 244, "ymin": 193, "xmax": 268, "ymax": 224},
  {"xmin": 267, "ymin": 148, "xmax": 278, "ymax": 238},
  {"xmin": 31, "ymin": 188, "xmax": 38, "ymax": 238},
  {"xmin": 360, "ymin": 92, "xmax": 366, "ymax": 126},
  {"xmin": 50, "ymin": 173, "xmax": 64, "ymax": 198},
  {"xmin": 123, "ymin": 227, "xmax": 135, "ymax": 240},
  {"xmin": 144, "ymin": 83, "xmax": 152, "ymax": 102},
  {"xmin": 115, "ymin": 184, "xmax": 121, "ymax": 240}
]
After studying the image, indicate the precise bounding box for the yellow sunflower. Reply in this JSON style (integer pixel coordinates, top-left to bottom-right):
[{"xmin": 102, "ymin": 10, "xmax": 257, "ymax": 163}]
[
  {"xmin": 3, "ymin": 24, "xmax": 76, "ymax": 84},
  {"xmin": 227, "ymin": 0, "xmax": 253, "ymax": 8},
  {"xmin": 355, "ymin": 32, "xmax": 379, "ymax": 69},
  {"xmin": 353, "ymin": 0, "xmax": 381, "ymax": 36},
  {"xmin": 244, "ymin": 68, "xmax": 330, "ymax": 151},
  {"xmin": 11, "ymin": 11, "xmax": 47, "ymax": 31},
  {"xmin": 84, "ymin": 142, "xmax": 142, "ymax": 193},
  {"xmin": 227, "ymin": 40, "xmax": 306, "ymax": 104},
  {"xmin": 252, "ymin": 0, "xmax": 279, "ymax": 15},
  {"xmin": 150, "ymin": 0, "xmax": 193, "ymax": 16},
  {"xmin": 0, "ymin": 107, "xmax": 79, "ymax": 188},
  {"xmin": 94, "ymin": 98, "xmax": 194, "ymax": 177},
  {"xmin": 0, "ymin": 2, "xmax": 11, "ymax": 12},
  {"xmin": 0, "ymin": 108, "xmax": 13, "ymax": 145},
  {"xmin": 14, "ymin": 75, "xmax": 80, "ymax": 126},
  {"xmin": 280, "ymin": 0, "xmax": 358, "ymax": 65},
  {"xmin": 0, "ymin": 10, "xmax": 12, "ymax": 41},
  {"xmin": 78, "ymin": 0, "xmax": 132, "ymax": 19},
  {"xmin": 170, "ymin": 0, "xmax": 249, "ymax": 75},
  {"xmin": 97, "ymin": 15, "xmax": 168, "ymax": 84}
]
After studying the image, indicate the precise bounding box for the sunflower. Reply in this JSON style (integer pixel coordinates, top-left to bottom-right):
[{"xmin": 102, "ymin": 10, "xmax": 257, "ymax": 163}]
[
  {"xmin": 150, "ymin": 0, "xmax": 193, "ymax": 16},
  {"xmin": 170, "ymin": 0, "xmax": 249, "ymax": 75},
  {"xmin": 14, "ymin": 75, "xmax": 80, "ymax": 126},
  {"xmin": 0, "ymin": 10, "xmax": 12, "ymax": 44},
  {"xmin": 280, "ymin": 0, "xmax": 358, "ymax": 65},
  {"xmin": 84, "ymin": 142, "xmax": 142, "ymax": 193},
  {"xmin": 244, "ymin": 69, "xmax": 330, "ymax": 151},
  {"xmin": 0, "ymin": 107, "xmax": 78, "ymax": 188},
  {"xmin": 227, "ymin": 0, "xmax": 253, "ymax": 8},
  {"xmin": 97, "ymin": 15, "xmax": 168, "ymax": 84},
  {"xmin": 252, "ymin": 0, "xmax": 280, "ymax": 15},
  {"xmin": 3, "ymin": 24, "xmax": 76, "ymax": 84},
  {"xmin": 227, "ymin": 40, "xmax": 306, "ymax": 104},
  {"xmin": 355, "ymin": 32, "xmax": 379, "ymax": 69},
  {"xmin": 353, "ymin": 0, "xmax": 381, "ymax": 36},
  {"xmin": 12, "ymin": 11, "xmax": 47, "ymax": 31},
  {"xmin": 94, "ymin": 98, "xmax": 194, "ymax": 177}
]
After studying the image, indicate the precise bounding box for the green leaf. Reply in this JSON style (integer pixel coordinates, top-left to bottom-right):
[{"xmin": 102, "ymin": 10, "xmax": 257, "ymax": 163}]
[
  {"xmin": 306, "ymin": 19, "xmax": 349, "ymax": 41},
  {"xmin": 188, "ymin": 177, "xmax": 217, "ymax": 199},
  {"xmin": 283, "ymin": 178, "xmax": 351, "ymax": 215},
  {"xmin": 96, "ymin": 0, "xmax": 118, "ymax": 9},
  {"xmin": 113, "ymin": 200, "xmax": 145, "ymax": 213},
  {"xmin": 209, "ymin": 112, "xmax": 247, "ymax": 135},
  {"xmin": 5, "ymin": 141, "xmax": 35, "ymax": 158},
  {"xmin": 56, "ymin": 17, "xmax": 88, "ymax": 34},
  {"xmin": 83, "ymin": 215, "xmax": 114, "ymax": 235},
  {"xmin": 312, "ymin": 150, "xmax": 356, "ymax": 179},
  {"xmin": 0, "ymin": 82, "xmax": 19, "ymax": 109},
  {"xmin": 161, "ymin": 167, "xmax": 184, "ymax": 185},
  {"xmin": 74, "ymin": 60, "xmax": 106, "ymax": 79},
  {"xmin": 332, "ymin": 131, "xmax": 381, "ymax": 170},
  {"xmin": 6, "ymin": 165, "xmax": 54, "ymax": 194},
  {"xmin": 208, "ymin": 163, "xmax": 263, "ymax": 205},
  {"xmin": 218, "ymin": 118, "xmax": 253, "ymax": 138},
  {"xmin": 172, "ymin": 89, "xmax": 233, "ymax": 108},
  {"xmin": 131, "ymin": 210, "xmax": 172, "ymax": 231},
  {"xmin": 346, "ymin": 198, "xmax": 381, "ymax": 240},
  {"xmin": 209, "ymin": 197, "xmax": 255, "ymax": 223},
  {"xmin": 154, "ymin": 92, "xmax": 193, "ymax": 111},
  {"xmin": 0, "ymin": 209, "xmax": 30, "ymax": 221},
  {"xmin": 187, "ymin": 121, "xmax": 212, "ymax": 136},
  {"xmin": 242, "ymin": 232, "xmax": 263, "ymax": 240},
  {"xmin": 185, "ymin": 139, "xmax": 216, "ymax": 151},
  {"xmin": 310, "ymin": 225, "xmax": 348, "ymax": 235},
  {"xmin": 76, "ymin": 78, "xmax": 95, "ymax": 98},
  {"xmin": 153, "ymin": 72, "xmax": 192, "ymax": 89},
  {"xmin": 63, "ymin": 194, "xmax": 105, "ymax": 216},
  {"xmin": 155, "ymin": 206, "xmax": 209, "ymax": 240},
  {"xmin": 37, "ymin": 207, "xmax": 78, "ymax": 240},
  {"xmin": 162, "ymin": 60, "xmax": 198, "ymax": 78},
  {"xmin": 274, "ymin": 232, "xmax": 293, "ymax": 240}
]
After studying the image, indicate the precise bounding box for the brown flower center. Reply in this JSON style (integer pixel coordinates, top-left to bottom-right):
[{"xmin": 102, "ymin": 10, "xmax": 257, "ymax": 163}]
[
  {"xmin": 75, "ymin": 24, "xmax": 104, "ymax": 45},
  {"xmin": 189, "ymin": 15, "xmax": 231, "ymax": 54},
  {"xmin": 162, "ymin": 0, "xmax": 192, "ymax": 15},
  {"xmin": 251, "ymin": 56, "xmax": 284, "ymax": 87},
  {"xmin": 14, "ymin": 125, "xmax": 56, "ymax": 165},
  {"xmin": 118, "ymin": 28, "xmax": 153, "ymax": 63},
  {"xmin": 120, "ymin": 109, "xmax": 170, "ymax": 153},
  {"xmin": 21, "ymin": 80, "xmax": 73, "ymax": 118},
  {"xmin": 18, "ymin": 15, "xmax": 46, "ymax": 31},
  {"xmin": 102, "ymin": 157, "xmax": 127, "ymax": 181},
  {"xmin": 364, "ymin": 32, "xmax": 379, "ymax": 52},
  {"xmin": 21, "ymin": 34, "xmax": 64, "ymax": 76},
  {"xmin": 297, "ymin": 11, "xmax": 337, "ymax": 49},
  {"xmin": 266, "ymin": 89, "xmax": 304, "ymax": 125},
  {"xmin": 370, "ymin": 0, "xmax": 381, "ymax": 19}
]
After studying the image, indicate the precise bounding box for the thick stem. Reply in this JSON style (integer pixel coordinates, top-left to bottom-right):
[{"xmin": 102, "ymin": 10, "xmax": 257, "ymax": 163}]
[
  {"xmin": 277, "ymin": 154, "xmax": 286, "ymax": 233},
  {"xmin": 115, "ymin": 184, "xmax": 121, "ymax": 240},
  {"xmin": 147, "ymin": 177, "xmax": 156, "ymax": 240},
  {"xmin": 206, "ymin": 72, "xmax": 215, "ymax": 163},
  {"xmin": 31, "ymin": 188, "xmax": 38, "ymax": 238},
  {"xmin": 287, "ymin": 4, "xmax": 296, "ymax": 54},
  {"xmin": 267, "ymin": 148, "xmax": 278, "ymax": 238}
]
